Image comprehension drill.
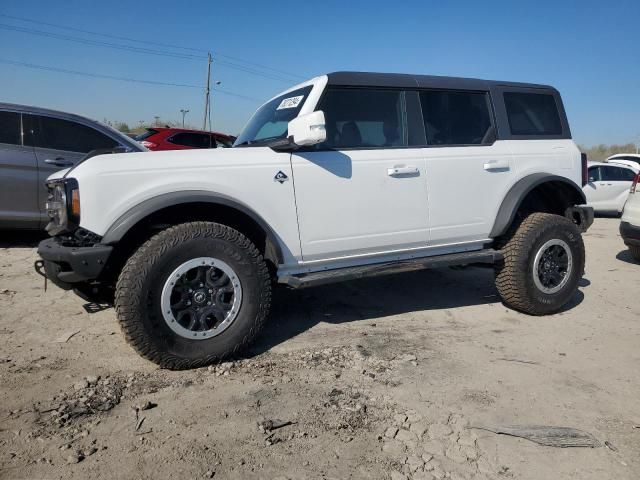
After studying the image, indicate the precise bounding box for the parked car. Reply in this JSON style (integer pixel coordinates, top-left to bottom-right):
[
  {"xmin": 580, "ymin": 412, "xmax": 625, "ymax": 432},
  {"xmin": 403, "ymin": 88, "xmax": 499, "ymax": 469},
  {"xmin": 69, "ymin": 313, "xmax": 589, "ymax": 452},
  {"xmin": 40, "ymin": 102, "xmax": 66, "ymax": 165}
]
[
  {"xmin": 620, "ymin": 170, "xmax": 640, "ymax": 261},
  {"xmin": 37, "ymin": 71, "xmax": 593, "ymax": 369},
  {"xmin": 583, "ymin": 161, "xmax": 638, "ymax": 214},
  {"xmin": 607, "ymin": 153, "xmax": 640, "ymax": 170},
  {"xmin": 0, "ymin": 103, "xmax": 146, "ymax": 230},
  {"xmin": 135, "ymin": 127, "xmax": 235, "ymax": 151}
]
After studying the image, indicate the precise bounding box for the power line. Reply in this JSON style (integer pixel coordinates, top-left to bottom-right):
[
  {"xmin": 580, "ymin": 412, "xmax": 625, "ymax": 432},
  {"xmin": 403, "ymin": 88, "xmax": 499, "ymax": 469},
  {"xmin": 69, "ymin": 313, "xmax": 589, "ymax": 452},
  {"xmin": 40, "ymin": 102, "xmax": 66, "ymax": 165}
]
[
  {"xmin": 0, "ymin": 58, "xmax": 264, "ymax": 102},
  {"xmin": 0, "ymin": 13, "xmax": 209, "ymax": 54},
  {"xmin": 0, "ymin": 23, "xmax": 204, "ymax": 60},
  {"xmin": 0, "ymin": 13, "xmax": 306, "ymax": 81},
  {"xmin": 0, "ymin": 22, "xmax": 299, "ymax": 84}
]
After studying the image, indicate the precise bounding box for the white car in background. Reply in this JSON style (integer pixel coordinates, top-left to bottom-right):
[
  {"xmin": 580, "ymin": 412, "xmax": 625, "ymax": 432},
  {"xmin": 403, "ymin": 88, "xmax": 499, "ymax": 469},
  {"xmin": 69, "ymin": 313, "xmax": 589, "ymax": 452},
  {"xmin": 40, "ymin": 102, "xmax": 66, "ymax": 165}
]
[
  {"xmin": 607, "ymin": 153, "xmax": 640, "ymax": 170},
  {"xmin": 583, "ymin": 161, "xmax": 638, "ymax": 214},
  {"xmin": 620, "ymin": 171, "xmax": 640, "ymax": 261}
]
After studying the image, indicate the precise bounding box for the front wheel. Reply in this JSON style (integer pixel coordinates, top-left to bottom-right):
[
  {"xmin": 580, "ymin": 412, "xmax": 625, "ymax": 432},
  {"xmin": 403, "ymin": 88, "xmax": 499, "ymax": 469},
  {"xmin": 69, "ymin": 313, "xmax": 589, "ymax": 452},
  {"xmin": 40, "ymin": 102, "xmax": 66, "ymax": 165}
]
[
  {"xmin": 495, "ymin": 213, "xmax": 585, "ymax": 315},
  {"xmin": 115, "ymin": 222, "xmax": 271, "ymax": 370}
]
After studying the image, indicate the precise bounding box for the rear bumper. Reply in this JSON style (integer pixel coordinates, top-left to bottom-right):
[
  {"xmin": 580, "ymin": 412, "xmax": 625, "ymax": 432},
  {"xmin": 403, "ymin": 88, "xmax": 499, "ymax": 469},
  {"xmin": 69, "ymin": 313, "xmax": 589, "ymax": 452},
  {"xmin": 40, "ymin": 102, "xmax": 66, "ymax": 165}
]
[
  {"xmin": 620, "ymin": 221, "xmax": 640, "ymax": 247},
  {"xmin": 37, "ymin": 237, "xmax": 113, "ymax": 286},
  {"xmin": 567, "ymin": 205, "xmax": 594, "ymax": 232}
]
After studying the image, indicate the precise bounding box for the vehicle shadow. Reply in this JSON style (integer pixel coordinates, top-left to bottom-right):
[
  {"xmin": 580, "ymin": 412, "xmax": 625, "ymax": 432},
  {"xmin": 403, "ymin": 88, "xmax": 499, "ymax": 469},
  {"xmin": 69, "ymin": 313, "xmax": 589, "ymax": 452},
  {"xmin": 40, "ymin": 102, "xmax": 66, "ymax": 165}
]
[
  {"xmin": 0, "ymin": 230, "xmax": 47, "ymax": 248},
  {"xmin": 249, "ymin": 266, "xmax": 585, "ymax": 356},
  {"xmin": 616, "ymin": 249, "xmax": 639, "ymax": 265}
]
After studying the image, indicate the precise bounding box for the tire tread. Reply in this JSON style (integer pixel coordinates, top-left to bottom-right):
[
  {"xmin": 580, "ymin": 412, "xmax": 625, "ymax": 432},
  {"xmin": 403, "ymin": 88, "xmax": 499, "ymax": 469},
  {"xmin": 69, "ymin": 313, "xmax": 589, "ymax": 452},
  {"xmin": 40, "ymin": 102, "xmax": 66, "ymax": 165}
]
[
  {"xmin": 114, "ymin": 222, "xmax": 271, "ymax": 370},
  {"xmin": 495, "ymin": 212, "xmax": 584, "ymax": 315}
]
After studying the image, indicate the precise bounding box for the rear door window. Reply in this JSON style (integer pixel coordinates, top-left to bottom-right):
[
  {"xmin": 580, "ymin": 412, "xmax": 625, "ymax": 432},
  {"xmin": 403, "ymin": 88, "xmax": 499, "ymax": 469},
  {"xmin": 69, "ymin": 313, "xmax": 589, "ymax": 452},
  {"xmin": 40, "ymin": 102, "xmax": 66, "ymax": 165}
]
[
  {"xmin": 0, "ymin": 111, "xmax": 22, "ymax": 145},
  {"xmin": 168, "ymin": 132, "xmax": 213, "ymax": 148},
  {"xmin": 504, "ymin": 92, "xmax": 562, "ymax": 136},
  {"xmin": 24, "ymin": 115, "xmax": 118, "ymax": 153},
  {"xmin": 618, "ymin": 167, "xmax": 638, "ymax": 181},
  {"xmin": 419, "ymin": 90, "xmax": 493, "ymax": 146},
  {"xmin": 602, "ymin": 166, "xmax": 636, "ymax": 181}
]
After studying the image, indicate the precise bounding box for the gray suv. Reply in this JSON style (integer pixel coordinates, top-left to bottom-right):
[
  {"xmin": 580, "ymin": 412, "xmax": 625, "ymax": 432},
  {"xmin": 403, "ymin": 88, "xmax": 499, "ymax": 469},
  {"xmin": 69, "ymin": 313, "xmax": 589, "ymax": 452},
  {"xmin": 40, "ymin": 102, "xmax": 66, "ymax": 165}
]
[{"xmin": 0, "ymin": 103, "xmax": 145, "ymax": 229}]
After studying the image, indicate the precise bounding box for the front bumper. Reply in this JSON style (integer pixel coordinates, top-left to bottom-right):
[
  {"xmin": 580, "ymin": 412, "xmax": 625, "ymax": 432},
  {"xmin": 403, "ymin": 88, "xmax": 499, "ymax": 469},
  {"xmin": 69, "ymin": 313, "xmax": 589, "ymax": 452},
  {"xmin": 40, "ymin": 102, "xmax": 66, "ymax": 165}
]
[
  {"xmin": 620, "ymin": 221, "xmax": 640, "ymax": 247},
  {"xmin": 37, "ymin": 237, "xmax": 113, "ymax": 287}
]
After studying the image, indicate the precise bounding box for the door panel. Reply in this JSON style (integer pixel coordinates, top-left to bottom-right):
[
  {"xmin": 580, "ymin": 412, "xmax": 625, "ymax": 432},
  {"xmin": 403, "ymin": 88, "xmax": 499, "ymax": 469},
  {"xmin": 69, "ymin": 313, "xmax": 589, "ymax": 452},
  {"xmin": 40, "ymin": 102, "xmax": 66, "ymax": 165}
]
[
  {"xmin": 585, "ymin": 165, "xmax": 634, "ymax": 212},
  {"xmin": 417, "ymin": 89, "xmax": 515, "ymax": 244},
  {"xmin": 292, "ymin": 149, "xmax": 429, "ymax": 261},
  {"xmin": 424, "ymin": 142, "xmax": 514, "ymax": 244},
  {"xmin": 0, "ymin": 111, "xmax": 39, "ymax": 226},
  {"xmin": 583, "ymin": 166, "xmax": 607, "ymax": 209}
]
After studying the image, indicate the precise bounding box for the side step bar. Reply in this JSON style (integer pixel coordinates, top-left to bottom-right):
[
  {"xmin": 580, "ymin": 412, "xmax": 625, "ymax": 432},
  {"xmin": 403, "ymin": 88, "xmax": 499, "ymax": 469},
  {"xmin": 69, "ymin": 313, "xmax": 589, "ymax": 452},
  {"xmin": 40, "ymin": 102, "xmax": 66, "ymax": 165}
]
[{"xmin": 279, "ymin": 249, "xmax": 503, "ymax": 289}]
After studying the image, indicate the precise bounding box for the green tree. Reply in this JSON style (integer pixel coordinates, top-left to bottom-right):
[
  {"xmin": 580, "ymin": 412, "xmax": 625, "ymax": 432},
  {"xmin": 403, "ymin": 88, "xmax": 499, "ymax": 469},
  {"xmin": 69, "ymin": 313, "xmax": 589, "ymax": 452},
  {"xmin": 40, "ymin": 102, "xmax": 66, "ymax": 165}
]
[
  {"xmin": 578, "ymin": 143, "xmax": 638, "ymax": 161},
  {"xmin": 114, "ymin": 121, "xmax": 131, "ymax": 133}
]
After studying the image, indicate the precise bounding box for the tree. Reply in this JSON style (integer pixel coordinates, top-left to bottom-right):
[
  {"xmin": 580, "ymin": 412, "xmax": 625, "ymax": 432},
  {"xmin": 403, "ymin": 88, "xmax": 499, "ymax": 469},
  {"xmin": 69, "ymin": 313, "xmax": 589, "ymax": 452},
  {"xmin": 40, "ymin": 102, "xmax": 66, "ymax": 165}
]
[
  {"xmin": 578, "ymin": 143, "xmax": 638, "ymax": 161},
  {"xmin": 114, "ymin": 121, "xmax": 130, "ymax": 133}
]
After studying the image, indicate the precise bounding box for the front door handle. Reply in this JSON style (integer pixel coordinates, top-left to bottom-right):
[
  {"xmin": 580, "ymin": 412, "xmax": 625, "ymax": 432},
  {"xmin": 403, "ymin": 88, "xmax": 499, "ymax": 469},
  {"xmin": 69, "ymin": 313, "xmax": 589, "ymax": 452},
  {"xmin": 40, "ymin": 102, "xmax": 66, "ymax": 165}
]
[
  {"xmin": 483, "ymin": 159, "xmax": 510, "ymax": 171},
  {"xmin": 44, "ymin": 157, "xmax": 74, "ymax": 167},
  {"xmin": 388, "ymin": 166, "xmax": 419, "ymax": 177}
]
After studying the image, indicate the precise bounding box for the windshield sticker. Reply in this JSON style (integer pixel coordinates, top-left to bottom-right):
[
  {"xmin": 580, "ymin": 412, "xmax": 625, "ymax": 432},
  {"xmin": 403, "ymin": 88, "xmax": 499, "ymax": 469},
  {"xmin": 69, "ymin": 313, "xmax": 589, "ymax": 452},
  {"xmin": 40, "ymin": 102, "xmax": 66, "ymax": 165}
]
[{"xmin": 276, "ymin": 95, "xmax": 304, "ymax": 110}]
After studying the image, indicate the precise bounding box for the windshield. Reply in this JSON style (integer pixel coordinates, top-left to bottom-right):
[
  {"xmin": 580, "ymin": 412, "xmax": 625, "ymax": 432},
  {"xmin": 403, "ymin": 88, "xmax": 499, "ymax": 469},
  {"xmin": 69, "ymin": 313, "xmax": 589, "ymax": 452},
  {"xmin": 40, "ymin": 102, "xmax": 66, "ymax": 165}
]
[{"xmin": 234, "ymin": 86, "xmax": 312, "ymax": 146}]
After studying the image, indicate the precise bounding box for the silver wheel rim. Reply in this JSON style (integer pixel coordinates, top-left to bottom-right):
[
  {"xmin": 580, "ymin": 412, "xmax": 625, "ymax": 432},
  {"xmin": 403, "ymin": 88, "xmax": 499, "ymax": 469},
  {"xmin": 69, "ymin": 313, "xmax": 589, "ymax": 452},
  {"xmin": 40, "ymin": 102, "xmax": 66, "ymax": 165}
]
[
  {"xmin": 532, "ymin": 239, "xmax": 573, "ymax": 294},
  {"xmin": 161, "ymin": 257, "xmax": 242, "ymax": 340}
]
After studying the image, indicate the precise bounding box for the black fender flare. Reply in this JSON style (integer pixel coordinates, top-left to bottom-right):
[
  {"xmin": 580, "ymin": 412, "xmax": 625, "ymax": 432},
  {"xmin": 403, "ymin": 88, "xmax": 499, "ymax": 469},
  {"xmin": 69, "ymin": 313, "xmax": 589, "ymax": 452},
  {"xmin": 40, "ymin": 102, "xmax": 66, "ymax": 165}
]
[
  {"xmin": 101, "ymin": 191, "xmax": 284, "ymax": 264},
  {"xmin": 489, "ymin": 173, "xmax": 586, "ymax": 238}
]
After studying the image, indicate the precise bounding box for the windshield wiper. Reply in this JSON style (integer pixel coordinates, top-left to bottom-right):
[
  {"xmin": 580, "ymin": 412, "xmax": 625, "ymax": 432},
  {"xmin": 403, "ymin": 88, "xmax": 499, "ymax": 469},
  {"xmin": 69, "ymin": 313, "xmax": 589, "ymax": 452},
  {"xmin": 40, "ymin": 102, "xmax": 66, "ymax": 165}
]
[{"xmin": 234, "ymin": 136, "xmax": 285, "ymax": 148}]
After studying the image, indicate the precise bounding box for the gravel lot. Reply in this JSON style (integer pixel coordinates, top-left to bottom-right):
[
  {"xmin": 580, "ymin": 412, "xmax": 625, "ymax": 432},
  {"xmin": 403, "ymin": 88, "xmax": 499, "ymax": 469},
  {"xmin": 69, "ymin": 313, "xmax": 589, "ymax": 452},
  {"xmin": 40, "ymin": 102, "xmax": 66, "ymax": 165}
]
[{"xmin": 1, "ymin": 217, "xmax": 639, "ymax": 480}]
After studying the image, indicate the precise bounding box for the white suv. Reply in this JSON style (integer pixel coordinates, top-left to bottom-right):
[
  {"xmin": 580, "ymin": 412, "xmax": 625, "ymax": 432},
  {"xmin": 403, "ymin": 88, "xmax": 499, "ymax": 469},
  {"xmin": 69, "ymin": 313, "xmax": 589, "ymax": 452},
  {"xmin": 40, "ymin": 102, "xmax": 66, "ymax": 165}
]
[
  {"xmin": 620, "ymin": 172, "xmax": 640, "ymax": 261},
  {"xmin": 36, "ymin": 71, "xmax": 594, "ymax": 369}
]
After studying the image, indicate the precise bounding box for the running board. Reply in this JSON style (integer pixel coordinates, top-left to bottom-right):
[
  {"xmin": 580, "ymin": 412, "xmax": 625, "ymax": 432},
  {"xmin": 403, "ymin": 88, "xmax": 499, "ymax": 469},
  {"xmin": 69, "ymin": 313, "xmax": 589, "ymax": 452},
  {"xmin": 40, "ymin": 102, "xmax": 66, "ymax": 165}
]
[{"xmin": 279, "ymin": 249, "xmax": 503, "ymax": 289}]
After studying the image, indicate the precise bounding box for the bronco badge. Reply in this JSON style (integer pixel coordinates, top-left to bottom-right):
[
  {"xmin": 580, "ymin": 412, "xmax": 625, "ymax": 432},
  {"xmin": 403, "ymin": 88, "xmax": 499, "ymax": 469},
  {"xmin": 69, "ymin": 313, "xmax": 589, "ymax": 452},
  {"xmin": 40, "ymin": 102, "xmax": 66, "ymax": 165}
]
[{"xmin": 274, "ymin": 171, "xmax": 289, "ymax": 183}]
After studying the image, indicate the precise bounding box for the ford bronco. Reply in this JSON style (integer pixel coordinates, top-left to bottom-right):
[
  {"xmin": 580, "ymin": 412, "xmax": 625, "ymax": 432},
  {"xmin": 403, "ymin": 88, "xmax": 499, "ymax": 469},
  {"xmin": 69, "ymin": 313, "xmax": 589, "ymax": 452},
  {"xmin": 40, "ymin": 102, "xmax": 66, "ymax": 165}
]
[{"xmin": 36, "ymin": 72, "xmax": 594, "ymax": 369}]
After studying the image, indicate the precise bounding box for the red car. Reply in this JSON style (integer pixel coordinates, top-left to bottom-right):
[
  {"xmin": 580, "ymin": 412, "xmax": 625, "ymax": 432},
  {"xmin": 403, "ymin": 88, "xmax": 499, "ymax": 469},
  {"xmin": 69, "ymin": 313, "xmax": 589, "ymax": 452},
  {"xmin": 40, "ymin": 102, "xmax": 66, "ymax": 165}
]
[{"xmin": 134, "ymin": 127, "xmax": 235, "ymax": 151}]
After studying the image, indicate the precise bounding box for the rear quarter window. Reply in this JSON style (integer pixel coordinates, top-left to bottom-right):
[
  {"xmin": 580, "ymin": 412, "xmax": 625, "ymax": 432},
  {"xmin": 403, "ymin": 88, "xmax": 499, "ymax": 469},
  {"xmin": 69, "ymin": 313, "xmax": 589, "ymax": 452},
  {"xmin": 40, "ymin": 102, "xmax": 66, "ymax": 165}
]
[
  {"xmin": 504, "ymin": 92, "xmax": 562, "ymax": 136},
  {"xmin": 168, "ymin": 132, "xmax": 212, "ymax": 148}
]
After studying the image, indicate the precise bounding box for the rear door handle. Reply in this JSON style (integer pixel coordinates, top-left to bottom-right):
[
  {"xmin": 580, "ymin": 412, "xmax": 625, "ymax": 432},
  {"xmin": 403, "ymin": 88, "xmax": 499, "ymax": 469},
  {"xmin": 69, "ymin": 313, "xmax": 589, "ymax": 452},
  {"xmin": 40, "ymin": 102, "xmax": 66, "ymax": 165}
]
[
  {"xmin": 483, "ymin": 159, "xmax": 510, "ymax": 171},
  {"xmin": 44, "ymin": 157, "xmax": 74, "ymax": 167},
  {"xmin": 388, "ymin": 166, "xmax": 419, "ymax": 177}
]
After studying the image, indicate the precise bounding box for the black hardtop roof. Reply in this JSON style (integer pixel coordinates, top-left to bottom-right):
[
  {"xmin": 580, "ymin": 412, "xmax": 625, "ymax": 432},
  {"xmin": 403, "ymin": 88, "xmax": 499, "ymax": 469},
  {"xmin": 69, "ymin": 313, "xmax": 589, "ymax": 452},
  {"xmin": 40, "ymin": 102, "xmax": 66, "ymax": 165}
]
[{"xmin": 326, "ymin": 71, "xmax": 555, "ymax": 91}]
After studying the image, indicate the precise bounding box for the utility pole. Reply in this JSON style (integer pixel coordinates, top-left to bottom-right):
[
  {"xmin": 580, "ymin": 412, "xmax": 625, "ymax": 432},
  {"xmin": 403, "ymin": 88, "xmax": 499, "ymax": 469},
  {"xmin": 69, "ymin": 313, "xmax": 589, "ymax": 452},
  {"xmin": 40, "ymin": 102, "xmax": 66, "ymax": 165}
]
[
  {"xmin": 180, "ymin": 109, "xmax": 190, "ymax": 128},
  {"xmin": 203, "ymin": 52, "xmax": 212, "ymax": 131}
]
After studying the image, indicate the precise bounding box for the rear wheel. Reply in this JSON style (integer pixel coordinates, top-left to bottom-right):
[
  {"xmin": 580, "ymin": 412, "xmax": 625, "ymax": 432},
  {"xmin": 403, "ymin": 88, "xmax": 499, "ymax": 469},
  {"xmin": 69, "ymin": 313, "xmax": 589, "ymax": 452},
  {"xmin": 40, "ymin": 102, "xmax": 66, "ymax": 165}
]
[
  {"xmin": 115, "ymin": 222, "xmax": 271, "ymax": 369},
  {"xmin": 495, "ymin": 213, "xmax": 585, "ymax": 315}
]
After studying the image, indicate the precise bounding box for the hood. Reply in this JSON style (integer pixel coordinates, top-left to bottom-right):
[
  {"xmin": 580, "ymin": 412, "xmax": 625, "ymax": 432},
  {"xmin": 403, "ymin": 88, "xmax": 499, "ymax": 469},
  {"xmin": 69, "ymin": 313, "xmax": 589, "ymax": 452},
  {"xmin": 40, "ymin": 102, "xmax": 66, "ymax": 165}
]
[
  {"xmin": 69, "ymin": 146, "xmax": 275, "ymax": 179},
  {"xmin": 47, "ymin": 168, "xmax": 72, "ymax": 181}
]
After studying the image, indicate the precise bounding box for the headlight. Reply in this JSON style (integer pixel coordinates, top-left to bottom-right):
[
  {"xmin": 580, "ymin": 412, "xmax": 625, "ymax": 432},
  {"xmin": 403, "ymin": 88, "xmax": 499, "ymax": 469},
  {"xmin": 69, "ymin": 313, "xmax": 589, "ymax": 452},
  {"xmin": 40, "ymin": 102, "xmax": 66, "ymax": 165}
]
[{"xmin": 45, "ymin": 178, "xmax": 80, "ymax": 235}]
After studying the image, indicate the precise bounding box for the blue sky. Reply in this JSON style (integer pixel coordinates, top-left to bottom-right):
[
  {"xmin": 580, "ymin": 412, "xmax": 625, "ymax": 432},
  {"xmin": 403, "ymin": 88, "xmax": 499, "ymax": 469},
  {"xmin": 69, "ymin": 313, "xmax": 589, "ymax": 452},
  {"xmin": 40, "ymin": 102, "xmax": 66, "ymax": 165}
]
[{"xmin": 0, "ymin": 0, "xmax": 638, "ymax": 146}]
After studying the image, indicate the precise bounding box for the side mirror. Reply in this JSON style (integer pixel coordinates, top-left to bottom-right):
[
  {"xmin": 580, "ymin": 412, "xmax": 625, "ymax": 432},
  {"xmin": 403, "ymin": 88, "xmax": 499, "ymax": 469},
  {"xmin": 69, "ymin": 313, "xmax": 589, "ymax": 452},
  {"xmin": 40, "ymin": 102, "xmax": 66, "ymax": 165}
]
[{"xmin": 287, "ymin": 111, "xmax": 326, "ymax": 147}]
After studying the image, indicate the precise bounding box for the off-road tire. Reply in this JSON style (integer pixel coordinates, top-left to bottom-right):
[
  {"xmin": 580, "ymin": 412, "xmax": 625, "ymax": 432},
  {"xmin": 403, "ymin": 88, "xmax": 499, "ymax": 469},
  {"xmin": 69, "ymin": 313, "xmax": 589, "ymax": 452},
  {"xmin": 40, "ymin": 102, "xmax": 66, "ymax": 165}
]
[
  {"xmin": 629, "ymin": 245, "xmax": 640, "ymax": 262},
  {"xmin": 115, "ymin": 222, "xmax": 271, "ymax": 370},
  {"xmin": 495, "ymin": 212, "xmax": 585, "ymax": 315}
]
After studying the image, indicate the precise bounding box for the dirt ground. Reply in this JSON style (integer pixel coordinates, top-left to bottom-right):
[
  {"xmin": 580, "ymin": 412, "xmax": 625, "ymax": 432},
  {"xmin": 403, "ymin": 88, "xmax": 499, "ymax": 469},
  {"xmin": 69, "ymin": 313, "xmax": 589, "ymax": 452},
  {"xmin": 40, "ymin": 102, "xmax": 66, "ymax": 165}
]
[{"xmin": 1, "ymin": 217, "xmax": 639, "ymax": 480}]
